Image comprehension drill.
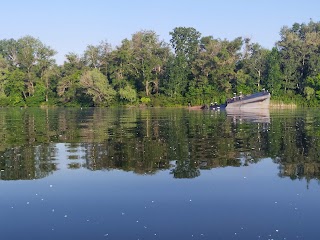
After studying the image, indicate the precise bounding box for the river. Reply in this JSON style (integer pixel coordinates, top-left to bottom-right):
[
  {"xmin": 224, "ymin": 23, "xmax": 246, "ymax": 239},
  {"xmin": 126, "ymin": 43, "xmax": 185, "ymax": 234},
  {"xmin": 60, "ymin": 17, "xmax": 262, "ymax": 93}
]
[{"xmin": 0, "ymin": 107, "xmax": 319, "ymax": 239}]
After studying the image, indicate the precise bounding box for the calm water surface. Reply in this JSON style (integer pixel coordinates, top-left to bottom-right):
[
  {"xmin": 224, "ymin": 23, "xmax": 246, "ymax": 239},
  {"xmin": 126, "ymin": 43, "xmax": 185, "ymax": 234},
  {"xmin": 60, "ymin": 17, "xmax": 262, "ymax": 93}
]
[{"xmin": 1, "ymin": 108, "xmax": 320, "ymax": 240}]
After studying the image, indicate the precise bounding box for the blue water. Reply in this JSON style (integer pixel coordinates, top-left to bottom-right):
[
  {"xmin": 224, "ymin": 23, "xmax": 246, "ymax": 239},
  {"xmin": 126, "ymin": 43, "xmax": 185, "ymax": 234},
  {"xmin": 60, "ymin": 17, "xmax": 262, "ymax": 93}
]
[{"xmin": 0, "ymin": 108, "xmax": 320, "ymax": 239}]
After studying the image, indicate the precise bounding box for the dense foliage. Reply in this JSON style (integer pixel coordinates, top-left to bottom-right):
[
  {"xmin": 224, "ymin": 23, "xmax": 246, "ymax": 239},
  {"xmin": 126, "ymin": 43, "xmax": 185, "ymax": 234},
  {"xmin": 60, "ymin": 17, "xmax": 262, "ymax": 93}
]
[{"xmin": 1, "ymin": 20, "xmax": 320, "ymax": 107}]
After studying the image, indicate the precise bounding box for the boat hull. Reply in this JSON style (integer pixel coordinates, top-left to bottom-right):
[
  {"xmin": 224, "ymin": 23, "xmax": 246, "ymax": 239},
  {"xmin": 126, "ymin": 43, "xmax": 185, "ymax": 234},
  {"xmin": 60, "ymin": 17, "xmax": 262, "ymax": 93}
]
[{"xmin": 226, "ymin": 92, "xmax": 270, "ymax": 109}]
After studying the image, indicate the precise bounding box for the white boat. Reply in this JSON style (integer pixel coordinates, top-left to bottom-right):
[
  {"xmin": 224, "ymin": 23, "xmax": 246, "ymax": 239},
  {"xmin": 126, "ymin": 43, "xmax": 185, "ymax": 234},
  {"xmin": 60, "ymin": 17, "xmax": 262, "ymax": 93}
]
[{"xmin": 226, "ymin": 91, "xmax": 270, "ymax": 109}]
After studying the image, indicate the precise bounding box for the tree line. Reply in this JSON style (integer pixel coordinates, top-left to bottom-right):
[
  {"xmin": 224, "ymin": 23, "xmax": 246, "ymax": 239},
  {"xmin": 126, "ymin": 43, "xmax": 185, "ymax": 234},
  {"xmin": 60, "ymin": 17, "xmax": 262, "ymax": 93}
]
[{"xmin": 1, "ymin": 20, "xmax": 320, "ymax": 107}]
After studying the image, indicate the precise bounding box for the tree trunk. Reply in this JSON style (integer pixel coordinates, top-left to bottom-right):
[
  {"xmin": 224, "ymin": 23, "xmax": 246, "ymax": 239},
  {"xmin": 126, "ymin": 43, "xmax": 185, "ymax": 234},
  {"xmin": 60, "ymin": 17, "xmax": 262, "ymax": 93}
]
[
  {"xmin": 27, "ymin": 69, "xmax": 34, "ymax": 96},
  {"xmin": 45, "ymin": 79, "xmax": 49, "ymax": 102},
  {"xmin": 145, "ymin": 80, "xmax": 149, "ymax": 96},
  {"xmin": 154, "ymin": 77, "xmax": 159, "ymax": 95}
]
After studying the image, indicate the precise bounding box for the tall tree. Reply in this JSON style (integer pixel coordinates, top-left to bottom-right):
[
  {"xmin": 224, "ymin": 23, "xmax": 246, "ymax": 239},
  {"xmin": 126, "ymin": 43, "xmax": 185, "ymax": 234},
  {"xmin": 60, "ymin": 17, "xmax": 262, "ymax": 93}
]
[
  {"xmin": 83, "ymin": 40, "xmax": 112, "ymax": 73},
  {"xmin": 241, "ymin": 39, "xmax": 269, "ymax": 91},
  {"xmin": 165, "ymin": 27, "xmax": 201, "ymax": 99},
  {"xmin": 0, "ymin": 55, "xmax": 8, "ymax": 98},
  {"xmin": 163, "ymin": 54, "xmax": 188, "ymax": 98},
  {"xmin": 277, "ymin": 21, "xmax": 320, "ymax": 95},
  {"xmin": 57, "ymin": 53, "xmax": 84, "ymax": 104},
  {"xmin": 130, "ymin": 30, "xmax": 170, "ymax": 96},
  {"xmin": 0, "ymin": 39, "xmax": 19, "ymax": 67},
  {"xmin": 169, "ymin": 27, "xmax": 201, "ymax": 63},
  {"xmin": 17, "ymin": 36, "xmax": 56, "ymax": 98},
  {"xmin": 264, "ymin": 47, "xmax": 283, "ymax": 96},
  {"xmin": 42, "ymin": 66, "xmax": 59, "ymax": 102}
]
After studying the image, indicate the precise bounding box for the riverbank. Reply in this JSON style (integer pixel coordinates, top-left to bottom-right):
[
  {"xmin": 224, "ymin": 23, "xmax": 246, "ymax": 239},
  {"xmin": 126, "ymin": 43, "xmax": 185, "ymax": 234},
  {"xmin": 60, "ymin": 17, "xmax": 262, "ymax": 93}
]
[{"xmin": 270, "ymin": 101, "xmax": 297, "ymax": 109}]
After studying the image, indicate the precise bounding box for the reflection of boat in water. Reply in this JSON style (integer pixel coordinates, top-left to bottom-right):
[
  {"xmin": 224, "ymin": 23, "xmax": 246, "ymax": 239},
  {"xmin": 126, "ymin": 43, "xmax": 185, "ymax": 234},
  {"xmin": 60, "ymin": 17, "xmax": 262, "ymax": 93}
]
[{"xmin": 226, "ymin": 108, "xmax": 270, "ymax": 123}]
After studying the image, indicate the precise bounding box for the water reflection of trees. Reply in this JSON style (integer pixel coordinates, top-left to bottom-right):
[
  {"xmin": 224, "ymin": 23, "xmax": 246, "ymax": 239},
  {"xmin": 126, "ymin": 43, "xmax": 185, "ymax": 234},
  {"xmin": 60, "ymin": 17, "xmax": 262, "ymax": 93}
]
[
  {"xmin": 271, "ymin": 111, "xmax": 320, "ymax": 181},
  {"xmin": 0, "ymin": 144, "xmax": 57, "ymax": 180},
  {"xmin": 0, "ymin": 108, "xmax": 320, "ymax": 181}
]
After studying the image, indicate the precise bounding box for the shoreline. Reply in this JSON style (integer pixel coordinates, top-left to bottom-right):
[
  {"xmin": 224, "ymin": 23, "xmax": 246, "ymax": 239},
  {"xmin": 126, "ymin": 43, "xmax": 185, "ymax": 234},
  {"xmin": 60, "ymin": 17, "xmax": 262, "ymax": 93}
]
[{"xmin": 269, "ymin": 101, "xmax": 297, "ymax": 109}]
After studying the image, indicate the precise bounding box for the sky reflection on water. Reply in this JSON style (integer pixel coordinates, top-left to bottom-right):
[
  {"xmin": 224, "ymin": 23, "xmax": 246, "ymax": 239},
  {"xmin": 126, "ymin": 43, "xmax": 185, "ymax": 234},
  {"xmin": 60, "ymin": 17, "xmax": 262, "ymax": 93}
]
[{"xmin": 1, "ymin": 157, "xmax": 319, "ymax": 240}]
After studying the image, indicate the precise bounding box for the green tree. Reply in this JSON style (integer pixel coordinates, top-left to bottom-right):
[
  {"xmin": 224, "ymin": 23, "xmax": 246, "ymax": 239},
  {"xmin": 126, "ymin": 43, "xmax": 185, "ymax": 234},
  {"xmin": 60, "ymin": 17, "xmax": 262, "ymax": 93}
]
[
  {"xmin": 109, "ymin": 39, "xmax": 134, "ymax": 90},
  {"xmin": 169, "ymin": 27, "xmax": 201, "ymax": 63},
  {"xmin": 0, "ymin": 38, "xmax": 19, "ymax": 67},
  {"xmin": 164, "ymin": 27, "xmax": 201, "ymax": 100},
  {"xmin": 119, "ymin": 85, "xmax": 137, "ymax": 103},
  {"xmin": 57, "ymin": 53, "xmax": 85, "ymax": 105},
  {"xmin": 0, "ymin": 55, "xmax": 9, "ymax": 98},
  {"xmin": 277, "ymin": 21, "xmax": 320, "ymax": 96},
  {"xmin": 17, "ymin": 36, "xmax": 56, "ymax": 98},
  {"xmin": 264, "ymin": 47, "xmax": 283, "ymax": 96},
  {"xmin": 304, "ymin": 74, "xmax": 320, "ymax": 102},
  {"xmin": 83, "ymin": 40, "xmax": 112, "ymax": 74},
  {"xmin": 163, "ymin": 54, "xmax": 188, "ymax": 98},
  {"xmin": 42, "ymin": 66, "xmax": 59, "ymax": 103},
  {"xmin": 5, "ymin": 69, "xmax": 25, "ymax": 105},
  {"xmin": 241, "ymin": 38, "xmax": 269, "ymax": 91},
  {"xmin": 80, "ymin": 69, "xmax": 116, "ymax": 106},
  {"xmin": 209, "ymin": 37, "xmax": 243, "ymax": 95},
  {"xmin": 129, "ymin": 30, "xmax": 170, "ymax": 96}
]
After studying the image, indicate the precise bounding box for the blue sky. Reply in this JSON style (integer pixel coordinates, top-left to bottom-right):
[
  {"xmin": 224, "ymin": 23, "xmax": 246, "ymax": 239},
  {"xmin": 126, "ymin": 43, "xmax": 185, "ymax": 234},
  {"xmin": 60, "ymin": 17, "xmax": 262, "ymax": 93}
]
[{"xmin": 1, "ymin": 0, "xmax": 319, "ymax": 64}]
